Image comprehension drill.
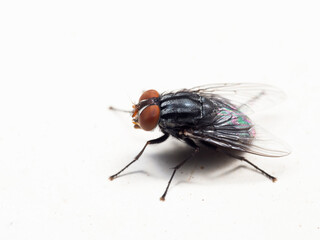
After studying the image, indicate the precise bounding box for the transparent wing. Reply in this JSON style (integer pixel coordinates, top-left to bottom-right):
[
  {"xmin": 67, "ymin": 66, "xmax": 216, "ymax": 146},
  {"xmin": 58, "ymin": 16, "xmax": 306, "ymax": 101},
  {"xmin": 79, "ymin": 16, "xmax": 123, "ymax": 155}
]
[
  {"xmin": 247, "ymin": 125, "xmax": 291, "ymax": 157},
  {"xmin": 171, "ymin": 83, "xmax": 286, "ymax": 112},
  {"xmin": 166, "ymin": 83, "xmax": 289, "ymax": 157},
  {"xmin": 184, "ymin": 125, "xmax": 290, "ymax": 157}
]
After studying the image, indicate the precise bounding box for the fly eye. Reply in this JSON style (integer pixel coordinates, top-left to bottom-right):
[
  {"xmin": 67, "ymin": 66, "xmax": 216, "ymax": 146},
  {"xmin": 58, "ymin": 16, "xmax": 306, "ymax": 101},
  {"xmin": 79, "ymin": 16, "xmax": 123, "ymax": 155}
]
[
  {"xmin": 139, "ymin": 89, "xmax": 160, "ymax": 102},
  {"xmin": 139, "ymin": 105, "xmax": 160, "ymax": 131}
]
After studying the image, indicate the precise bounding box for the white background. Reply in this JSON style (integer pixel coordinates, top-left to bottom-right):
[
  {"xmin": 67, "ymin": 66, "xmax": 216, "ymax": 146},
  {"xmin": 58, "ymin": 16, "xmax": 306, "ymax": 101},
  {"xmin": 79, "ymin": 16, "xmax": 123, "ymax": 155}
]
[{"xmin": 0, "ymin": 1, "xmax": 319, "ymax": 239}]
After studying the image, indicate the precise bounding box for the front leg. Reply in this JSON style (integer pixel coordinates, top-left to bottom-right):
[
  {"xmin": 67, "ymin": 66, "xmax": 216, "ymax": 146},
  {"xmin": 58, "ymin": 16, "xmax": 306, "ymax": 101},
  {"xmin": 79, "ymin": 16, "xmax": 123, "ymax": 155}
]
[{"xmin": 109, "ymin": 133, "xmax": 169, "ymax": 180}]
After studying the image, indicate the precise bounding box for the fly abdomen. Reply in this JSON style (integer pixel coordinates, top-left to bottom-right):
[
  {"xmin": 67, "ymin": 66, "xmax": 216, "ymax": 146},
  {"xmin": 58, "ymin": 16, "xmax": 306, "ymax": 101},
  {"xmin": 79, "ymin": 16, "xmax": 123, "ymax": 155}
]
[{"xmin": 159, "ymin": 92, "xmax": 215, "ymax": 130}]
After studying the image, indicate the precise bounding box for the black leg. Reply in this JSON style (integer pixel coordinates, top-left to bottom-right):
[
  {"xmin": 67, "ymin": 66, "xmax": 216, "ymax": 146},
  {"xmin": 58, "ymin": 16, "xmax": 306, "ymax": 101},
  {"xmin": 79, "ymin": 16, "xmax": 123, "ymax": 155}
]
[
  {"xmin": 109, "ymin": 133, "xmax": 169, "ymax": 180},
  {"xmin": 160, "ymin": 139, "xmax": 199, "ymax": 201},
  {"xmin": 225, "ymin": 152, "xmax": 277, "ymax": 182}
]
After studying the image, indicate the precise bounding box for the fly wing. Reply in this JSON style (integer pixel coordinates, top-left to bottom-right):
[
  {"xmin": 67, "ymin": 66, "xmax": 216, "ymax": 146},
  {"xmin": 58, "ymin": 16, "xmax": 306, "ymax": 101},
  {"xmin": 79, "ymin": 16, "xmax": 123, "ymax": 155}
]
[
  {"xmin": 184, "ymin": 123, "xmax": 290, "ymax": 157},
  {"xmin": 181, "ymin": 83, "xmax": 285, "ymax": 112},
  {"xmin": 166, "ymin": 83, "xmax": 289, "ymax": 156},
  {"xmin": 182, "ymin": 97, "xmax": 290, "ymax": 157}
]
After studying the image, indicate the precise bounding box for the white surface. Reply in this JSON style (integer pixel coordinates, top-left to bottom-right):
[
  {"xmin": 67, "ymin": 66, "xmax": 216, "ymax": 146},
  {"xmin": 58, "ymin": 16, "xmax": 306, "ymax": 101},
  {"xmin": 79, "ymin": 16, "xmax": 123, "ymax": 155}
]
[{"xmin": 0, "ymin": 1, "xmax": 319, "ymax": 239}]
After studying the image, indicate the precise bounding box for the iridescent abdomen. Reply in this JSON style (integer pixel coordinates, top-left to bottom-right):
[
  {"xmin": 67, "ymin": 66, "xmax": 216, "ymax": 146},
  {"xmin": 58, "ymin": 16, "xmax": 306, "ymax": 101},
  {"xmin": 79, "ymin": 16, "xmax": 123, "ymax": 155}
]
[{"xmin": 213, "ymin": 102, "xmax": 256, "ymax": 141}]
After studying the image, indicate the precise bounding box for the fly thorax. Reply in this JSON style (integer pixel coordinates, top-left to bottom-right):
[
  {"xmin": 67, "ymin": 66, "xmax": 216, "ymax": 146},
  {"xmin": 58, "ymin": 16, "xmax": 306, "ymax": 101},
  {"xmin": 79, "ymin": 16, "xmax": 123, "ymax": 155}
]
[{"xmin": 159, "ymin": 92, "xmax": 216, "ymax": 129}]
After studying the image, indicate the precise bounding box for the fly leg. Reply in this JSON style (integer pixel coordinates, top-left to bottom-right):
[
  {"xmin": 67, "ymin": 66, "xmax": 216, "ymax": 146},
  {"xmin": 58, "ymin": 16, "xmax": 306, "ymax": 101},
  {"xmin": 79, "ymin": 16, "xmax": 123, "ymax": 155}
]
[
  {"xmin": 225, "ymin": 152, "xmax": 277, "ymax": 182},
  {"xmin": 160, "ymin": 139, "xmax": 199, "ymax": 201},
  {"xmin": 109, "ymin": 133, "xmax": 169, "ymax": 180}
]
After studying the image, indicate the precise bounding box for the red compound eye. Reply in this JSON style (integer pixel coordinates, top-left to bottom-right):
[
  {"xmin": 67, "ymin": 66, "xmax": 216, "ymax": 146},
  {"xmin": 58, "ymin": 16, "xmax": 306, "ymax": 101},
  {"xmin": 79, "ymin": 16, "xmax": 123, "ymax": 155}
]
[
  {"xmin": 135, "ymin": 90, "xmax": 160, "ymax": 131},
  {"xmin": 139, "ymin": 89, "xmax": 160, "ymax": 102},
  {"xmin": 139, "ymin": 105, "xmax": 160, "ymax": 131}
]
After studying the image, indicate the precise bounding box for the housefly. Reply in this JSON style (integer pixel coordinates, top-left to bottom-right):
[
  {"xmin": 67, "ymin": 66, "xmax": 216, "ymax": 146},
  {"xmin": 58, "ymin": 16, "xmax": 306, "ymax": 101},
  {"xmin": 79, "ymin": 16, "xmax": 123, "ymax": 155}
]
[{"xmin": 109, "ymin": 83, "xmax": 290, "ymax": 201}]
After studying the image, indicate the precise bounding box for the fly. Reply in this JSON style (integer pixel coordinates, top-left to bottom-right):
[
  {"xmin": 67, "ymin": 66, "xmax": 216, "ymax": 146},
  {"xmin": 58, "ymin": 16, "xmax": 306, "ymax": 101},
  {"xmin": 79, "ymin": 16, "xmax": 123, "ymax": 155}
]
[{"xmin": 109, "ymin": 83, "xmax": 290, "ymax": 201}]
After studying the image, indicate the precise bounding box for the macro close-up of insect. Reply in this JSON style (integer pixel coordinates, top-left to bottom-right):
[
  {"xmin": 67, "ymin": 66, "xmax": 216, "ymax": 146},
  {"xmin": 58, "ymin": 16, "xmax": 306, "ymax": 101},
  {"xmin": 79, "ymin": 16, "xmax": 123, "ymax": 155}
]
[
  {"xmin": 3, "ymin": 1, "xmax": 320, "ymax": 238},
  {"xmin": 109, "ymin": 83, "xmax": 290, "ymax": 201}
]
